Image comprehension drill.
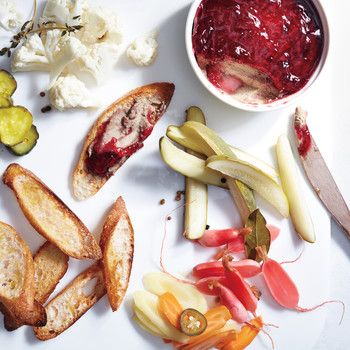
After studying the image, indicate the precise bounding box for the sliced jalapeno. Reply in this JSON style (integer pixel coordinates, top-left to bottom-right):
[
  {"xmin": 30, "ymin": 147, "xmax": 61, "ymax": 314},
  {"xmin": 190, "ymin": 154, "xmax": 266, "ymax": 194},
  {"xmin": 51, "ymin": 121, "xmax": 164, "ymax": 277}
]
[{"xmin": 180, "ymin": 308, "xmax": 207, "ymax": 336}]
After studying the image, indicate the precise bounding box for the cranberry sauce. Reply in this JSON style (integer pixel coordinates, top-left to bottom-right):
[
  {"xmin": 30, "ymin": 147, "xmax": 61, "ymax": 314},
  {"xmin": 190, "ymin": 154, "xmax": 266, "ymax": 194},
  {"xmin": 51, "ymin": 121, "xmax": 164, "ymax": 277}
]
[
  {"xmin": 192, "ymin": 0, "xmax": 324, "ymax": 98},
  {"xmin": 86, "ymin": 113, "xmax": 155, "ymax": 177},
  {"xmin": 294, "ymin": 118, "xmax": 311, "ymax": 157}
]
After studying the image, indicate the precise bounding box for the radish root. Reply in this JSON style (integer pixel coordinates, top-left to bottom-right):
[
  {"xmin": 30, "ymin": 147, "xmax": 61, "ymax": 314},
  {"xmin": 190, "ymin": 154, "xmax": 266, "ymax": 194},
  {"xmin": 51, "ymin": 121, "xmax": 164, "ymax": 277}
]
[
  {"xmin": 280, "ymin": 243, "xmax": 305, "ymax": 265},
  {"xmin": 244, "ymin": 321, "xmax": 276, "ymax": 349},
  {"xmin": 296, "ymin": 300, "xmax": 345, "ymax": 325},
  {"xmin": 159, "ymin": 202, "xmax": 195, "ymax": 285}
]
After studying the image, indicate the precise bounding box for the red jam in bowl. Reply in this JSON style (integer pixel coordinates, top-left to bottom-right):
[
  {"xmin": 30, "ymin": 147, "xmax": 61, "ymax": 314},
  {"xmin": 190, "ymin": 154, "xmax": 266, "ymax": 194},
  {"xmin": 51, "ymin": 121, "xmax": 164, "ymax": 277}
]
[{"xmin": 192, "ymin": 0, "xmax": 324, "ymax": 104}]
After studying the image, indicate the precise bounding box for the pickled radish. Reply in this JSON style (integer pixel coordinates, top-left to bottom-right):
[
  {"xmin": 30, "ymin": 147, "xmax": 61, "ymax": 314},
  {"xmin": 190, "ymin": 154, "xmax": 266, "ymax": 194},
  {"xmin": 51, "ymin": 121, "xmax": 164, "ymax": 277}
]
[
  {"xmin": 193, "ymin": 259, "xmax": 261, "ymax": 280},
  {"xmin": 216, "ymin": 283, "xmax": 249, "ymax": 323},
  {"xmin": 193, "ymin": 261, "xmax": 225, "ymax": 279},
  {"xmin": 221, "ymin": 224, "xmax": 280, "ymax": 256},
  {"xmin": 195, "ymin": 277, "xmax": 226, "ymax": 296},
  {"xmin": 198, "ymin": 228, "xmax": 251, "ymax": 247},
  {"xmin": 261, "ymin": 256, "xmax": 300, "ymax": 309},
  {"xmin": 223, "ymin": 257, "xmax": 258, "ymax": 313}
]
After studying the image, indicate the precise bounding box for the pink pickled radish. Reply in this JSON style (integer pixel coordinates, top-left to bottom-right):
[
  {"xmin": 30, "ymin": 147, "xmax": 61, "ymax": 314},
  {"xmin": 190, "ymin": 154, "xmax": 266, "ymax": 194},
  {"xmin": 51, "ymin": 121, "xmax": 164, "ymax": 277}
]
[
  {"xmin": 195, "ymin": 277, "xmax": 227, "ymax": 296},
  {"xmin": 229, "ymin": 259, "xmax": 261, "ymax": 278},
  {"xmin": 225, "ymin": 225, "xmax": 280, "ymax": 255},
  {"xmin": 223, "ymin": 258, "xmax": 258, "ymax": 313},
  {"xmin": 198, "ymin": 228, "xmax": 251, "ymax": 247},
  {"xmin": 193, "ymin": 261, "xmax": 225, "ymax": 279},
  {"xmin": 217, "ymin": 282, "xmax": 249, "ymax": 323},
  {"xmin": 193, "ymin": 259, "xmax": 261, "ymax": 279},
  {"xmin": 266, "ymin": 224, "xmax": 280, "ymax": 241},
  {"xmin": 262, "ymin": 257, "xmax": 299, "ymax": 309},
  {"xmin": 226, "ymin": 235, "xmax": 245, "ymax": 254}
]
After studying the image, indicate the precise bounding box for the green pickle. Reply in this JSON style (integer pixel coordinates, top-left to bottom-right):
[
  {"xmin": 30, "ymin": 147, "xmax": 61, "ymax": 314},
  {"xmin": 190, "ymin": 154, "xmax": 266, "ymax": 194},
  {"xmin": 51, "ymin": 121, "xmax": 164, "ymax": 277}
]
[{"xmin": 9, "ymin": 125, "xmax": 39, "ymax": 156}]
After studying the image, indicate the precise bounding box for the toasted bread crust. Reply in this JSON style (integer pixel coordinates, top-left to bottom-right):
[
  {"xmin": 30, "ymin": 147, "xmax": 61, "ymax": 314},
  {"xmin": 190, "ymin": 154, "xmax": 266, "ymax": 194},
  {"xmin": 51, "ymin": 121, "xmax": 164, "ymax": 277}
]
[
  {"xmin": 0, "ymin": 222, "xmax": 46, "ymax": 330},
  {"xmin": 73, "ymin": 82, "xmax": 175, "ymax": 201},
  {"xmin": 3, "ymin": 242, "xmax": 68, "ymax": 331},
  {"xmin": 33, "ymin": 263, "xmax": 106, "ymax": 340},
  {"xmin": 100, "ymin": 197, "xmax": 134, "ymax": 311},
  {"xmin": 34, "ymin": 242, "xmax": 69, "ymax": 305},
  {"xmin": 3, "ymin": 164, "xmax": 102, "ymax": 260}
]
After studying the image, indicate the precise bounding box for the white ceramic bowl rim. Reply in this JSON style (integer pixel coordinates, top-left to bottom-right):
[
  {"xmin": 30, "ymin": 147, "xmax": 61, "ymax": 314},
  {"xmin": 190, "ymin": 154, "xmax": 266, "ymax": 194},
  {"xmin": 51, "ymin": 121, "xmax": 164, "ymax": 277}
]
[{"xmin": 185, "ymin": 0, "xmax": 330, "ymax": 112}]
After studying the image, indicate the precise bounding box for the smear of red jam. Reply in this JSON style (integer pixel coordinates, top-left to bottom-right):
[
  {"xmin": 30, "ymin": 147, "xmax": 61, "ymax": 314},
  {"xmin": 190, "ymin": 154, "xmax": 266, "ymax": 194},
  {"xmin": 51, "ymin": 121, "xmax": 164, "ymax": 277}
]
[
  {"xmin": 192, "ymin": 0, "xmax": 324, "ymax": 98},
  {"xmin": 295, "ymin": 121, "xmax": 311, "ymax": 157},
  {"xmin": 86, "ymin": 114, "xmax": 154, "ymax": 177}
]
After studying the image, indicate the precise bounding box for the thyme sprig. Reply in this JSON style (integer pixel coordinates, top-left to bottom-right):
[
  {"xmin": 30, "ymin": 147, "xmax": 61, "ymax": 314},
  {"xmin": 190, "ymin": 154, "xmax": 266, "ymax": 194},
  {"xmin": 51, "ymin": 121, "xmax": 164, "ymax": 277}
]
[{"xmin": 0, "ymin": 0, "xmax": 83, "ymax": 58}]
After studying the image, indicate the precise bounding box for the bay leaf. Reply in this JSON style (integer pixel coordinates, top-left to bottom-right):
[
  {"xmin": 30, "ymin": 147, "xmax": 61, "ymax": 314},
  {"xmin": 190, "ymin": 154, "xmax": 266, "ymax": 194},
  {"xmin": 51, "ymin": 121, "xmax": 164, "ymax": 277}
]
[{"xmin": 245, "ymin": 209, "xmax": 271, "ymax": 262}]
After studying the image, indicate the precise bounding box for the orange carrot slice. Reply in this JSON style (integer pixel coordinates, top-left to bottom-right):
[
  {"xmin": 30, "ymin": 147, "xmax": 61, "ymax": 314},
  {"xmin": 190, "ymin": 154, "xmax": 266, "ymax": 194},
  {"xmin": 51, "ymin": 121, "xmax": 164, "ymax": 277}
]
[
  {"xmin": 158, "ymin": 292, "xmax": 183, "ymax": 329},
  {"xmin": 222, "ymin": 317, "xmax": 263, "ymax": 350},
  {"xmin": 187, "ymin": 306, "xmax": 232, "ymax": 345},
  {"xmin": 182, "ymin": 330, "xmax": 236, "ymax": 350}
]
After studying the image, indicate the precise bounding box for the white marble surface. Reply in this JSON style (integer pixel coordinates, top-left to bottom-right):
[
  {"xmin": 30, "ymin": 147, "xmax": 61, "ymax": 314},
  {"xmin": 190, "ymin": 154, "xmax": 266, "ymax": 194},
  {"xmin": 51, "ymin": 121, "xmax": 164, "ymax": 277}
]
[{"xmin": 315, "ymin": 2, "xmax": 350, "ymax": 349}]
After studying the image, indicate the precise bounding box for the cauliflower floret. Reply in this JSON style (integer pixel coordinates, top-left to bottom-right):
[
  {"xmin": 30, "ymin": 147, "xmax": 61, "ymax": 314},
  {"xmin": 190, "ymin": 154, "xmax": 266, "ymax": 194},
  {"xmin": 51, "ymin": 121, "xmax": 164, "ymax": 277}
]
[
  {"xmin": 41, "ymin": 0, "xmax": 87, "ymax": 26},
  {"xmin": 43, "ymin": 29, "xmax": 65, "ymax": 63},
  {"xmin": 0, "ymin": 0, "xmax": 22, "ymax": 30},
  {"xmin": 66, "ymin": 42, "xmax": 119, "ymax": 85},
  {"xmin": 49, "ymin": 75, "xmax": 101, "ymax": 111},
  {"xmin": 77, "ymin": 6, "xmax": 123, "ymax": 45},
  {"xmin": 11, "ymin": 34, "xmax": 50, "ymax": 72},
  {"xmin": 49, "ymin": 36, "xmax": 87, "ymax": 88},
  {"xmin": 127, "ymin": 31, "xmax": 158, "ymax": 66}
]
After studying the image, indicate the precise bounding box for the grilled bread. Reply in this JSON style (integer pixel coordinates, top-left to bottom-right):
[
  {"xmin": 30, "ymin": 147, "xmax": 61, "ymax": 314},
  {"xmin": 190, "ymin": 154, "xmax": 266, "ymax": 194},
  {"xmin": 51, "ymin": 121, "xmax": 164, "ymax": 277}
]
[
  {"xmin": 34, "ymin": 263, "xmax": 106, "ymax": 340},
  {"xmin": 100, "ymin": 197, "xmax": 134, "ymax": 311},
  {"xmin": 0, "ymin": 222, "xmax": 46, "ymax": 331},
  {"xmin": 34, "ymin": 242, "xmax": 69, "ymax": 305},
  {"xmin": 73, "ymin": 82, "xmax": 175, "ymax": 201},
  {"xmin": 3, "ymin": 163, "xmax": 102, "ymax": 260},
  {"xmin": 3, "ymin": 241, "xmax": 69, "ymax": 331}
]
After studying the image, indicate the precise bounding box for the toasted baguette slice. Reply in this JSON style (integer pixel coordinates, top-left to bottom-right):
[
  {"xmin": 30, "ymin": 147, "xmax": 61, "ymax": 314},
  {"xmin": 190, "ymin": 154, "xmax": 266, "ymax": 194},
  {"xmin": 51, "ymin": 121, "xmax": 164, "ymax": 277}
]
[
  {"xmin": 0, "ymin": 222, "xmax": 46, "ymax": 330},
  {"xmin": 3, "ymin": 241, "xmax": 69, "ymax": 330},
  {"xmin": 3, "ymin": 163, "xmax": 102, "ymax": 260},
  {"xmin": 100, "ymin": 197, "xmax": 134, "ymax": 311},
  {"xmin": 73, "ymin": 82, "xmax": 175, "ymax": 201},
  {"xmin": 34, "ymin": 263, "xmax": 106, "ymax": 340},
  {"xmin": 34, "ymin": 242, "xmax": 69, "ymax": 305}
]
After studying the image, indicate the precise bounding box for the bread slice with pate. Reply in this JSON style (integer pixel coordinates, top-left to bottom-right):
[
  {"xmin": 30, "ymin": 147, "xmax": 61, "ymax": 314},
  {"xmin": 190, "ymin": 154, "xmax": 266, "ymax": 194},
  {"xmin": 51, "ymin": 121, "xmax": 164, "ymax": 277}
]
[
  {"xmin": 0, "ymin": 222, "xmax": 46, "ymax": 331},
  {"xmin": 3, "ymin": 241, "xmax": 69, "ymax": 331},
  {"xmin": 33, "ymin": 263, "xmax": 106, "ymax": 340},
  {"xmin": 100, "ymin": 196, "xmax": 134, "ymax": 311},
  {"xmin": 3, "ymin": 163, "xmax": 102, "ymax": 260},
  {"xmin": 73, "ymin": 82, "xmax": 175, "ymax": 200}
]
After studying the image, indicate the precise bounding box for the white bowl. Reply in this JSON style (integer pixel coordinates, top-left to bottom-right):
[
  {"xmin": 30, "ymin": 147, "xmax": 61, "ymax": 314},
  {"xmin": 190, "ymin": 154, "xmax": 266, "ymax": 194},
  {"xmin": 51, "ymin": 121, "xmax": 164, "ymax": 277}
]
[{"xmin": 185, "ymin": 0, "xmax": 330, "ymax": 112}]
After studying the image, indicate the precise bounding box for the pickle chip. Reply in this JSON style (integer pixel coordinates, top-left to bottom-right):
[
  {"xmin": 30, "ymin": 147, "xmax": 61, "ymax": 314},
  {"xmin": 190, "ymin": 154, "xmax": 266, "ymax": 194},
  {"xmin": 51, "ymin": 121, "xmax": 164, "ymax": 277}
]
[
  {"xmin": 0, "ymin": 96, "xmax": 12, "ymax": 108},
  {"xmin": 0, "ymin": 106, "xmax": 33, "ymax": 146},
  {"xmin": 0, "ymin": 70, "xmax": 17, "ymax": 98},
  {"xmin": 8, "ymin": 125, "xmax": 39, "ymax": 156}
]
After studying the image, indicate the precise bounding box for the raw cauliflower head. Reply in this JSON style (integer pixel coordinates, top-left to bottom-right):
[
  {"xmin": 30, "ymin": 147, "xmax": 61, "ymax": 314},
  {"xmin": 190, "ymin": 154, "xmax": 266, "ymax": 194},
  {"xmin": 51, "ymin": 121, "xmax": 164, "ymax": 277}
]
[
  {"xmin": 49, "ymin": 74, "xmax": 101, "ymax": 111},
  {"xmin": 11, "ymin": 0, "xmax": 124, "ymax": 111},
  {"xmin": 127, "ymin": 31, "xmax": 158, "ymax": 66}
]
